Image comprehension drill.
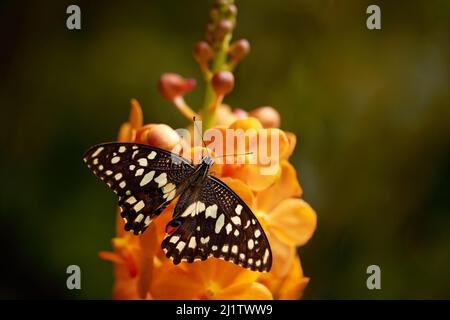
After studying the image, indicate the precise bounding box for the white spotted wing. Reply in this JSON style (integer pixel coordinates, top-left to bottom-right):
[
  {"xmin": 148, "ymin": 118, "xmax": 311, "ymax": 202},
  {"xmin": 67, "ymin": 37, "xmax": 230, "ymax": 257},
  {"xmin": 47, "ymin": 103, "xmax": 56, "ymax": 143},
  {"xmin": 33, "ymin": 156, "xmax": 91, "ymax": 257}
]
[
  {"xmin": 161, "ymin": 176, "xmax": 272, "ymax": 272},
  {"xmin": 83, "ymin": 143, "xmax": 195, "ymax": 235}
]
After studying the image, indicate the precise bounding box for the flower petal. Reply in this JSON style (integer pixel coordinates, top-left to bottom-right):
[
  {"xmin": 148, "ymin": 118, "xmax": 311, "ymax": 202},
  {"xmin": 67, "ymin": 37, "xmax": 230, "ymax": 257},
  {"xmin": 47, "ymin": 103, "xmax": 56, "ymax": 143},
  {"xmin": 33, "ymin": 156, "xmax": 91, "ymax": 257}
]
[
  {"xmin": 270, "ymin": 199, "xmax": 317, "ymax": 247},
  {"xmin": 256, "ymin": 161, "xmax": 302, "ymax": 212},
  {"xmin": 215, "ymin": 282, "xmax": 273, "ymax": 300},
  {"xmin": 266, "ymin": 230, "xmax": 296, "ymax": 278},
  {"xmin": 151, "ymin": 262, "xmax": 205, "ymax": 300}
]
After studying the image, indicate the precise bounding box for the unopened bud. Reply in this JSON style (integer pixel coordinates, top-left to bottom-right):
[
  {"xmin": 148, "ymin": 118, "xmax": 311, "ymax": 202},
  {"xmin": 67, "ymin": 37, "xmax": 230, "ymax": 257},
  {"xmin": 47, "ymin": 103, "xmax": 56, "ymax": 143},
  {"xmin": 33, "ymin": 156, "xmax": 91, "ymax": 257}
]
[
  {"xmin": 193, "ymin": 41, "xmax": 214, "ymax": 64},
  {"xmin": 136, "ymin": 124, "xmax": 180, "ymax": 150},
  {"xmin": 216, "ymin": 20, "xmax": 234, "ymax": 39},
  {"xmin": 249, "ymin": 106, "xmax": 281, "ymax": 128},
  {"xmin": 158, "ymin": 73, "xmax": 196, "ymax": 102},
  {"xmin": 229, "ymin": 39, "xmax": 250, "ymax": 62},
  {"xmin": 212, "ymin": 71, "xmax": 235, "ymax": 96}
]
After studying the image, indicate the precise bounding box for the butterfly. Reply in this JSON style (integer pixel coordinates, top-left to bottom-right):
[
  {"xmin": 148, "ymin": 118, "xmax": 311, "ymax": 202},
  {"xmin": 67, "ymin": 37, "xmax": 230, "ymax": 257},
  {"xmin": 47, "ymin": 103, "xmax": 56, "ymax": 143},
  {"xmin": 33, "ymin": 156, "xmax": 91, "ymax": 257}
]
[{"xmin": 83, "ymin": 142, "xmax": 272, "ymax": 272}]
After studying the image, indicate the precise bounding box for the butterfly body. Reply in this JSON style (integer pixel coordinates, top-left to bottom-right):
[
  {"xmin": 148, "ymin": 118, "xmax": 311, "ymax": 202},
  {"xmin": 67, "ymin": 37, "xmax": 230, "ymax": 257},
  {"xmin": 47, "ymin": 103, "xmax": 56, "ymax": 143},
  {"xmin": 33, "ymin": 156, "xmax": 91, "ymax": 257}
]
[{"xmin": 83, "ymin": 142, "xmax": 272, "ymax": 272}]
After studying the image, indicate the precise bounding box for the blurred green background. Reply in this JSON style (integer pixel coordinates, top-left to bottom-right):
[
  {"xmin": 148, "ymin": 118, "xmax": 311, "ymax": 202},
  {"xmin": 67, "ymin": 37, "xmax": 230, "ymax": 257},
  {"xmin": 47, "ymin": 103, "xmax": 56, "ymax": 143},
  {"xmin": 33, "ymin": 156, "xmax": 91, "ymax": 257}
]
[{"xmin": 1, "ymin": 0, "xmax": 449, "ymax": 299}]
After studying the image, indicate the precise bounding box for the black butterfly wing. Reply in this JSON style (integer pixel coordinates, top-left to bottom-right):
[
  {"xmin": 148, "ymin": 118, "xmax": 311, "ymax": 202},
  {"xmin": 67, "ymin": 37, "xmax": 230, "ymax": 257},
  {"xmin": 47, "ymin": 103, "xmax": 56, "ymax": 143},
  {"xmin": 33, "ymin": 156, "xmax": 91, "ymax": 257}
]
[
  {"xmin": 83, "ymin": 142, "xmax": 195, "ymax": 234},
  {"xmin": 161, "ymin": 175, "xmax": 272, "ymax": 272}
]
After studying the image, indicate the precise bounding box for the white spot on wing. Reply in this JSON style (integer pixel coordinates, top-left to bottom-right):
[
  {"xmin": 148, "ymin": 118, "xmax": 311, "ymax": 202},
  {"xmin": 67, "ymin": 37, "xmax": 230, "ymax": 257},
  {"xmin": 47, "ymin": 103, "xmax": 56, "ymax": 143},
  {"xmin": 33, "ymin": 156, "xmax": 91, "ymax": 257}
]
[
  {"xmin": 138, "ymin": 158, "xmax": 148, "ymax": 167},
  {"xmin": 140, "ymin": 170, "xmax": 155, "ymax": 186},
  {"xmin": 247, "ymin": 239, "xmax": 254, "ymax": 250},
  {"xmin": 135, "ymin": 168, "xmax": 144, "ymax": 176},
  {"xmin": 231, "ymin": 216, "xmax": 241, "ymax": 225},
  {"xmin": 231, "ymin": 245, "xmax": 238, "ymax": 254},
  {"xmin": 169, "ymin": 235, "xmax": 180, "ymax": 244},
  {"xmin": 154, "ymin": 173, "xmax": 167, "ymax": 187},
  {"xmin": 119, "ymin": 181, "xmax": 126, "ymax": 188},
  {"xmin": 111, "ymin": 156, "xmax": 120, "ymax": 164},
  {"xmin": 225, "ymin": 223, "xmax": 232, "ymax": 235},
  {"xmin": 118, "ymin": 146, "xmax": 126, "ymax": 153},
  {"xmin": 91, "ymin": 147, "xmax": 104, "ymax": 158},
  {"xmin": 235, "ymin": 204, "xmax": 243, "ymax": 215},
  {"xmin": 234, "ymin": 229, "xmax": 240, "ymax": 237},
  {"xmin": 126, "ymin": 196, "xmax": 137, "ymax": 205},
  {"xmin": 114, "ymin": 173, "xmax": 122, "ymax": 181},
  {"xmin": 263, "ymin": 249, "xmax": 270, "ymax": 264},
  {"xmin": 188, "ymin": 237, "xmax": 197, "ymax": 249},
  {"xmin": 147, "ymin": 151, "xmax": 157, "ymax": 159},
  {"xmin": 221, "ymin": 245, "xmax": 229, "ymax": 253},
  {"xmin": 205, "ymin": 204, "xmax": 218, "ymax": 219},
  {"xmin": 135, "ymin": 214, "xmax": 144, "ymax": 223},
  {"xmin": 254, "ymin": 229, "xmax": 261, "ymax": 238},
  {"xmin": 133, "ymin": 200, "xmax": 145, "ymax": 212},
  {"xmin": 176, "ymin": 241, "xmax": 186, "ymax": 252},
  {"xmin": 200, "ymin": 236, "xmax": 210, "ymax": 244},
  {"xmin": 215, "ymin": 214, "xmax": 225, "ymax": 234}
]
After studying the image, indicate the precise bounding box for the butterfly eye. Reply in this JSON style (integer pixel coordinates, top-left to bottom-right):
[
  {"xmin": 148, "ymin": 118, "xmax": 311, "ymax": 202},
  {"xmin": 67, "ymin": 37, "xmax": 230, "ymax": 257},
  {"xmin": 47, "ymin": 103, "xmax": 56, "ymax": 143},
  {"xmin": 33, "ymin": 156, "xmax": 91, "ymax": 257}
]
[{"xmin": 165, "ymin": 219, "xmax": 183, "ymax": 234}]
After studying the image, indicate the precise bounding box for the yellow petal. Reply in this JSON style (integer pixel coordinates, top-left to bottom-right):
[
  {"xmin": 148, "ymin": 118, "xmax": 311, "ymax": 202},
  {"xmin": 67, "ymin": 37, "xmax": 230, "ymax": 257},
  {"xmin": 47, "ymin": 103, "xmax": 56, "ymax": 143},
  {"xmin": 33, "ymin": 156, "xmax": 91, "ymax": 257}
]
[
  {"xmin": 256, "ymin": 161, "xmax": 302, "ymax": 212},
  {"xmin": 129, "ymin": 98, "xmax": 143, "ymax": 130},
  {"xmin": 234, "ymin": 163, "xmax": 281, "ymax": 192},
  {"xmin": 279, "ymin": 277, "xmax": 309, "ymax": 300},
  {"xmin": 229, "ymin": 117, "xmax": 263, "ymax": 131},
  {"xmin": 270, "ymin": 199, "xmax": 317, "ymax": 247},
  {"xmin": 277, "ymin": 256, "xmax": 309, "ymax": 300},
  {"xmin": 215, "ymin": 282, "xmax": 273, "ymax": 300},
  {"xmin": 117, "ymin": 122, "xmax": 132, "ymax": 142},
  {"xmin": 151, "ymin": 263, "xmax": 205, "ymax": 299},
  {"xmin": 137, "ymin": 224, "xmax": 158, "ymax": 299},
  {"xmin": 280, "ymin": 131, "xmax": 296, "ymax": 160},
  {"xmin": 266, "ymin": 230, "xmax": 296, "ymax": 278}
]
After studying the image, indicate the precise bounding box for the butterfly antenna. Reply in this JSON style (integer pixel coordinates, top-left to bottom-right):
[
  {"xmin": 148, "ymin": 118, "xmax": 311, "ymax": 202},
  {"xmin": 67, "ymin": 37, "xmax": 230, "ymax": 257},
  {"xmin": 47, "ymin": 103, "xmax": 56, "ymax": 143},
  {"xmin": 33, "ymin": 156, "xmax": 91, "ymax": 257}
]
[
  {"xmin": 214, "ymin": 151, "xmax": 254, "ymax": 160},
  {"xmin": 193, "ymin": 116, "xmax": 210, "ymax": 158}
]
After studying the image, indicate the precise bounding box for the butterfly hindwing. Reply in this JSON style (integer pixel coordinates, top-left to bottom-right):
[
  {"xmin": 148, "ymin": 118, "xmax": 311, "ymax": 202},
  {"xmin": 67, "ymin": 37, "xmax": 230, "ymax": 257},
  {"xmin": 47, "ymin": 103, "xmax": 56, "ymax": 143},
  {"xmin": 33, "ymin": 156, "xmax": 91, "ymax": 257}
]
[
  {"xmin": 162, "ymin": 176, "xmax": 272, "ymax": 272},
  {"xmin": 83, "ymin": 142, "xmax": 195, "ymax": 234}
]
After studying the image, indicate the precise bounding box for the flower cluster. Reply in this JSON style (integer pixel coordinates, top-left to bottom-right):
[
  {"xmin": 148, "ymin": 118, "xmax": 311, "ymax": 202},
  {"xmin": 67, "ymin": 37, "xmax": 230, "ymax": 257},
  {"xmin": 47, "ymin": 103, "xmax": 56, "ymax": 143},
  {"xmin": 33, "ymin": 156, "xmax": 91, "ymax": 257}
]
[{"xmin": 99, "ymin": 0, "xmax": 316, "ymax": 300}]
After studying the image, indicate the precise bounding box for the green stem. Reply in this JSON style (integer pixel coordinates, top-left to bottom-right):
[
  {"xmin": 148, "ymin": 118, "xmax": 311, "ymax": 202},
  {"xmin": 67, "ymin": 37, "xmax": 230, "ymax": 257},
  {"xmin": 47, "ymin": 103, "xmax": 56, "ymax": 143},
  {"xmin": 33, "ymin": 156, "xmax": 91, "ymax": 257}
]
[{"xmin": 202, "ymin": 32, "xmax": 232, "ymax": 129}]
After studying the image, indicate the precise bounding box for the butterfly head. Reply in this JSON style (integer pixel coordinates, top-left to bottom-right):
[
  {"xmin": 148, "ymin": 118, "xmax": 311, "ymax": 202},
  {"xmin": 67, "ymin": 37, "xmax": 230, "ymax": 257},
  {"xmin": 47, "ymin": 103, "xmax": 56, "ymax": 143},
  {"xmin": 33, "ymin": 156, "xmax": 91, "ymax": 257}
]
[{"xmin": 202, "ymin": 155, "xmax": 214, "ymax": 167}]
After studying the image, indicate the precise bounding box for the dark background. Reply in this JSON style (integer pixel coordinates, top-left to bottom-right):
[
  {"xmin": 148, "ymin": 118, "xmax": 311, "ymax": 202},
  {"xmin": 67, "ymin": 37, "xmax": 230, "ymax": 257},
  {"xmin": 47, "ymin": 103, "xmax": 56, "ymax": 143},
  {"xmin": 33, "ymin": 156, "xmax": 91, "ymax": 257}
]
[{"xmin": 1, "ymin": 0, "xmax": 449, "ymax": 299}]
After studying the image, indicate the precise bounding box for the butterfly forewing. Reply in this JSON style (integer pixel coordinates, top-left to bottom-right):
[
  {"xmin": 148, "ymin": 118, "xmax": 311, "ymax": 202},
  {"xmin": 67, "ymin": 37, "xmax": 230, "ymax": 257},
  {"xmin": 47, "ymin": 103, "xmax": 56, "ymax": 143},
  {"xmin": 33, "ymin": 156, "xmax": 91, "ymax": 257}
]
[
  {"xmin": 162, "ymin": 176, "xmax": 272, "ymax": 272},
  {"xmin": 83, "ymin": 143, "xmax": 195, "ymax": 234}
]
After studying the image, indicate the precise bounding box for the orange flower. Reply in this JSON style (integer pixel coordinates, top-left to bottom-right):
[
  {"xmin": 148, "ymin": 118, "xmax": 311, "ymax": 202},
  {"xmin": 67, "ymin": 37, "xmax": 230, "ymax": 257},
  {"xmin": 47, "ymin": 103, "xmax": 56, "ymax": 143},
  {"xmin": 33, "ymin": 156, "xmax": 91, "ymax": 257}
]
[
  {"xmin": 151, "ymin": 259, "xmax": 272, "ymax": 300},
  {"xmin": 255, "ymin": 161, "xmax": 317, "ymax": 277},
  {"xmin": 96, "ymin": 1, "xmax": 316, "ymax": 300},
  {"xmin": 258, "ymin": 255, "xmax": 309, "ymax": 300}
]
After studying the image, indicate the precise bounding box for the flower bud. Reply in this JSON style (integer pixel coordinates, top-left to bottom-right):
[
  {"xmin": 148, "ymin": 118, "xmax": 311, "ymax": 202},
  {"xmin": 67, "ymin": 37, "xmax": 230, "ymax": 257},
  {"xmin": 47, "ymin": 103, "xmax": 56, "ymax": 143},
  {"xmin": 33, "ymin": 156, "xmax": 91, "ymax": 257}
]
[
  {"xmin": 233, "ymin": 108, "xmax": 249, "ymax": 119},
  {"xmin": 249, "ymin": 106, "xmax": 281, "ymax": 128},
  {"xmin": 158, "ymin": 73, "xmax": 196, "ymax": 102},
  {"xmin": 136, "ymin": 124, "xmax": 180, "ymax": 151},
  {"xmin": 129, "ymin": 98, "xmax": 143, "ymax": 130},
  {"xmin": 193, "ymin": 41, "xmax": 214, "ymax": 64},
  {"xmin": 229, "ymin": 39, "xmax": 250, "ymax": 62},
  {"xmin": 212, "ymin": 71, "xmax": 234, "ymax": 96},
  {"xmin": 226, "ymin": 4, "xmax": 237, "ymax": 17},
  {"xmin": 216, "ymin": 20, "xmax": 234, "ymax": 39}
]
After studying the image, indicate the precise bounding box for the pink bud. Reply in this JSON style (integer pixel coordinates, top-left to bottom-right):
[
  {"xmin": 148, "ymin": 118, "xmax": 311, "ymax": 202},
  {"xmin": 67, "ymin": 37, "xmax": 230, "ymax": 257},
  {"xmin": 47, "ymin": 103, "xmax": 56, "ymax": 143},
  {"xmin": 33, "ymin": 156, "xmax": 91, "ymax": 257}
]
[
  {"xmin": 212, "ymin": 71, "xmax": 235, "ymax": 96},
  {"xmin": 158, "ymin": 73, "xmax": 196, "ymax": 102},
  {"xmin": 136, "ymin": 124, "xmax": 180, "ymax": 151},
  {"xmin": 249, "ymin": 106, "xmax": 281, "ymax": 128},
  {"xmin": 229, "ymin": 39, "xmax": 250, "ymax": 62},
  {"xmin": 193, "ymin": 41, "xmax": 214, "ymax": 64}
]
